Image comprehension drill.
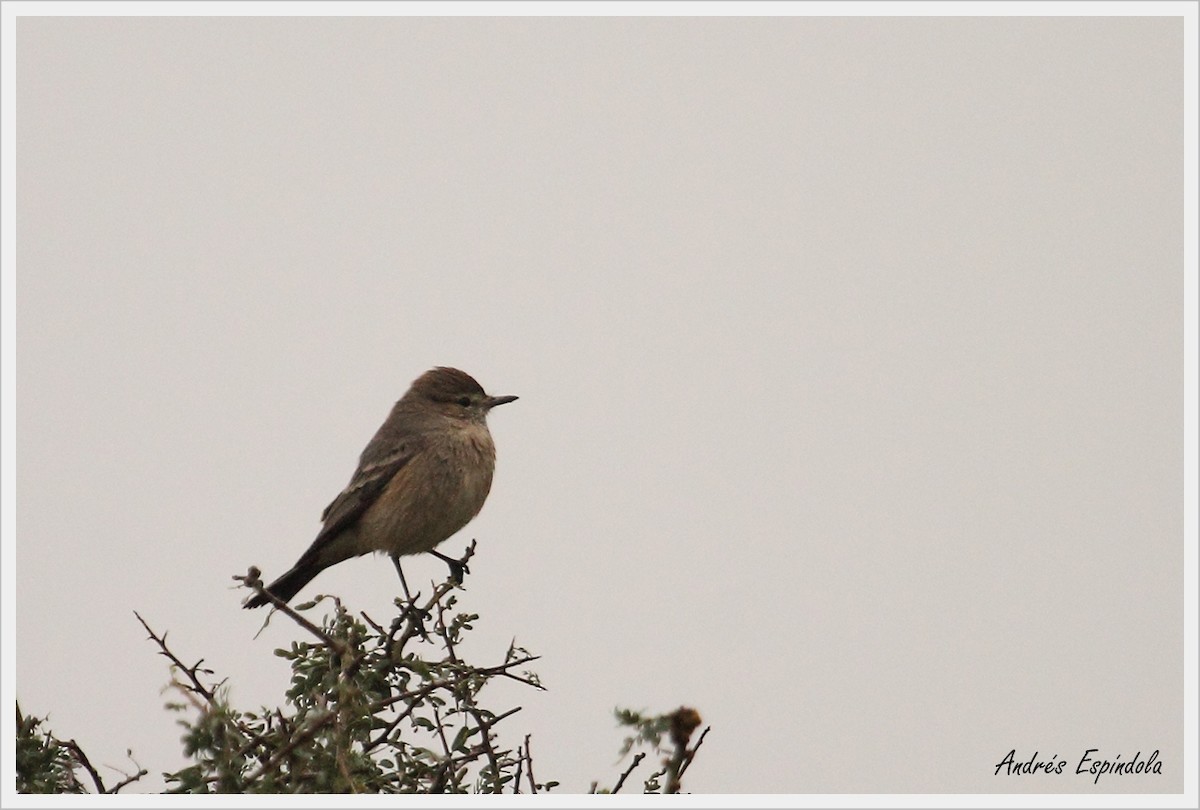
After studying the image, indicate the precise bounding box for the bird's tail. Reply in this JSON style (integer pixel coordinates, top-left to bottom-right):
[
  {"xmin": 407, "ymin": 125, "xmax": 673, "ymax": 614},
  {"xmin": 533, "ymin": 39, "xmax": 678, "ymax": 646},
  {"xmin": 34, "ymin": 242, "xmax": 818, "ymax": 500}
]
[{"xmin": 244, "ymin": 561, "xmax": 322, "ymax": 609}]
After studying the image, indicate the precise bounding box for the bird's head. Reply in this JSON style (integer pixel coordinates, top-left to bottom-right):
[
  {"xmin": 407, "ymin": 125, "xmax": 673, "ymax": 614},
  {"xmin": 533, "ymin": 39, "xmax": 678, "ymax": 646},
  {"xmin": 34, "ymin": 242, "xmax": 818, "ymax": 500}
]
[{"xmin": 407, "ymin": 367, "xmax": 518, "ymax": 423}]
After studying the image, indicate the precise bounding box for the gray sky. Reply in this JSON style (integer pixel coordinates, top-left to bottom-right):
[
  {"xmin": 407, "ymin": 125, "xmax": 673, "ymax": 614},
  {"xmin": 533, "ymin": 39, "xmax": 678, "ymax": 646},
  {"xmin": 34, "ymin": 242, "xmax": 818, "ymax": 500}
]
[{"xmin": 8, "ymin": 9, "xmax": 1189, "ymax": 798}]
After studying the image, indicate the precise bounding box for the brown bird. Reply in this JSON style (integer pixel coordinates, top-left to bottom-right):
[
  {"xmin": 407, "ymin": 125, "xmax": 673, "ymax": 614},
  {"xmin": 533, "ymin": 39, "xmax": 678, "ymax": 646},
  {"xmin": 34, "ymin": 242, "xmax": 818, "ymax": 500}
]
[{"xmin": 245, "ymin": 367, "xmax": 517, "ymax": 608}]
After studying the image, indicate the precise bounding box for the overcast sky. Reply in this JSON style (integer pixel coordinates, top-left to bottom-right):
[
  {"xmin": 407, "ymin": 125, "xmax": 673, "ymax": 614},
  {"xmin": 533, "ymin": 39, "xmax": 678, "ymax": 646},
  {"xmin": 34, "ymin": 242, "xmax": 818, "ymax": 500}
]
[{"xmin": 7, "ymin": 7, "xmax": 1190, "ymax": 799}]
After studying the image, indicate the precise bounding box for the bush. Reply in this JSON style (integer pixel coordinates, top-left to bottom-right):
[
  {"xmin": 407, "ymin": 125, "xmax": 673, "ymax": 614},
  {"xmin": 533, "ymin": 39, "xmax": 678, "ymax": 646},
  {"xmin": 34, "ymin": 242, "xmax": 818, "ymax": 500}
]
[{"xmin": 16, "ymin": 543, "xmax": 709, "ymax": 794}]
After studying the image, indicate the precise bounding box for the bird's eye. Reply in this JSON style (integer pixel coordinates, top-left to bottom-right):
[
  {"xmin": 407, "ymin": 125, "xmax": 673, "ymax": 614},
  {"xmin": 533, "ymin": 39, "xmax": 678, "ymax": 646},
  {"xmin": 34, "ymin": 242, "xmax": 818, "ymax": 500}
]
[{"xmin": 457, "ymin": 396, "xmax": 472, "ymax": 407}]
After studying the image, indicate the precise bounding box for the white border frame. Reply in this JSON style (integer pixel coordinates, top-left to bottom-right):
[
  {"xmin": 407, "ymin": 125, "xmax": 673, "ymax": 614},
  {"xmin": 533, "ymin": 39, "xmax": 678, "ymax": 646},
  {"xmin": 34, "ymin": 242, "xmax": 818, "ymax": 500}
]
[{"xmin": 1, "ymin": 2, "xmax": 1195, "ymax": 808}]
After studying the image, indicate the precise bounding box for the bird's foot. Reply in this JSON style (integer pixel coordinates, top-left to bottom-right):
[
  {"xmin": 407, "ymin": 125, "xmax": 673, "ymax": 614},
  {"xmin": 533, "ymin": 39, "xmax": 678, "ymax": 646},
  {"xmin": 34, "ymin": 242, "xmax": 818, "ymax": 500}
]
[
  {"xmin": 429, "ymin": 549, "xmax": 470, "ymax": 585},
  {"xmin": 398, "ymin": 603, "xmax": 432, "ymax": 640}
]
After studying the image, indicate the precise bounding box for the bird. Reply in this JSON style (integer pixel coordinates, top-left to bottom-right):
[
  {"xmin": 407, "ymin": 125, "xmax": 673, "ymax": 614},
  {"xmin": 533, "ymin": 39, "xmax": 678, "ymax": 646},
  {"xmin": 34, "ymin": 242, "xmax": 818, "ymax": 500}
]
[{"xmin": 244, "ymin": 367, "xmax": 517, "ymax": 609}]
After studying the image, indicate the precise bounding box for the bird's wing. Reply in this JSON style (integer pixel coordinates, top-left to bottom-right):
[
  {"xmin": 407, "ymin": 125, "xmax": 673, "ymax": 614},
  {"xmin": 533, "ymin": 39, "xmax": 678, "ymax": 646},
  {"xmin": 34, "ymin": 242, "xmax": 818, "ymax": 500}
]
[{"xmin": 310, "ymin": 433, "xmax": 423, "ymax": 549}]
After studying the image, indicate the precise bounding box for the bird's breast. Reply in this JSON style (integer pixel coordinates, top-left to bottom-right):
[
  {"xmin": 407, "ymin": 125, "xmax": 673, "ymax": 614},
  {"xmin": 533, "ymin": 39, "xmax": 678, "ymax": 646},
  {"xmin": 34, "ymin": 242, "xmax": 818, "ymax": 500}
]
[{"xmin": 359, "ymin": 421, "xmax": 498, "ymax": 557}]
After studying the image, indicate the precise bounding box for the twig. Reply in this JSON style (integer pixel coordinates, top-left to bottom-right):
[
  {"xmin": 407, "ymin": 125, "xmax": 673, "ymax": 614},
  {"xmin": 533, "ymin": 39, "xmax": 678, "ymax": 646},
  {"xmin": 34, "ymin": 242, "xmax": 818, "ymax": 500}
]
[
  {"xmin": 241, "ymin": 709, "xmax": 336, "ymax": 788},
  {"xmin": 463, "ymin": 705, "xmax": 522, "ymax": 738},
  {"xmin": 525, "ymin": 732, "xmax": 538, "ymax": 794},
  {"xmin": 514, "ymin": 738, "xmax": 526, "ymax": 794},
  {"xmin": 62, "ymin": 740, "xmax": 105, "ymax": 793},
  {"xmin": 232, "ymin": 571, "xmax": 351, "ymax": 658},
  {"xmin": 612, "ymin": 751, "xmax": 645, "ymax": 794},
  {"xmin": 362, "ymin": 675, "xmax": 468, "ymax": 752},
  {"xmin": 364, "ymin": 653, "xmax": 539, "ymax": 747},
  {"xmin": 676, "ymin": 725, "xmax": 711, "ymax": 781},
  {"xmin": 108, "ymin": 754, "xmax": 149, "ymax": 794},
  {"xmin": 427, "ymin": 744, "xmax": 493, "ymax": 791},
  {"xmin": 462, "ymin": 702, "xmax": 517, "ymax": 792},
  {"xmin": 434, "ymin": 597, "xmax": 461, "ymax": 664},
  {"xmin": 359, "ymin": 610, "xmax": 385, "ymax": 634},
  {"xmin": 334, "ymin": 656, "xmax": 358, "ymax": 792},
  {"xmin": 61, "ymin": 741, "xmax": 147, "ymax": 794},
  {"xmin": 493, "ymin": 667, "xmax": 546, "ymax": 691},
  {"xmin": 386, "ymin": 570, "xmax": 467, "ymax": 656},
  {"xmin": 331, "ymin": 598, "xmax": 369, "ymax": 681},
  {"xmin": 134, "ymin": 611, "xmax": 262, "ymax": 750},
  {"xmin": 134, "ymin": 612, "xmax": 217, "ymax": 704},
  {"xmin": 432, "ymin": 704, "xmax": 453, "ymax": 756}
]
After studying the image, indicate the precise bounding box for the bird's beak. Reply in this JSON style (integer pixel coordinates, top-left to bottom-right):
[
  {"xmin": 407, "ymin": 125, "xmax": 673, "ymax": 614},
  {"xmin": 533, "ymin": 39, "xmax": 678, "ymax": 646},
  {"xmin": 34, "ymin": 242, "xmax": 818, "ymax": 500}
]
[{"xmin": 485, "ymin": 394, "xmax": 518, "ymax": 410}]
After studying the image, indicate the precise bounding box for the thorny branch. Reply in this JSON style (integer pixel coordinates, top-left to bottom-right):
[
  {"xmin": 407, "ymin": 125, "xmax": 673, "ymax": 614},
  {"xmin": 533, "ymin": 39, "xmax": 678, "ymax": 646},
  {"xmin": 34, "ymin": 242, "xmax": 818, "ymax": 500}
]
[
  {"xmin": 611, "ymin": 752, "xmax": 646, "ymax": 794},
  {"xmin": 514, "ymin": 736, "xmax": 527, "ymax": 794},
  {"xmin": 133, "ymin": 612, "xmax": 220, "ymax": 705},
  {"xmin": 524, "ymin": 732, "xmax": 539, "ymax": 794},
  {"xmin": 677, "ymin": 725, "xmax": 711, "ymax": 783},
  {"xmin": 64, "ymin": 741, "xmax": 147, "ymax": 795},
  {"xmin": 233, "ymin": 568, "xmax": 352, "ymax": 658},
  {"xmin": 59, "ymin": 740, "xmax": 104, "ymax": 794}
]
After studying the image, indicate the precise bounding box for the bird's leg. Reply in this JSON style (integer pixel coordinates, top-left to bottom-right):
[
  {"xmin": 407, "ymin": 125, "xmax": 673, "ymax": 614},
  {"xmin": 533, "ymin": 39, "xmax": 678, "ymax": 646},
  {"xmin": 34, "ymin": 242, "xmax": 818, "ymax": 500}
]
[
  {"xmin": 429, "ymin": 549, "xmax": 469, "ymax": 585},
  {"xmin": 390, "ymin": 554, "xmax": 431, "ymax": 633}
]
